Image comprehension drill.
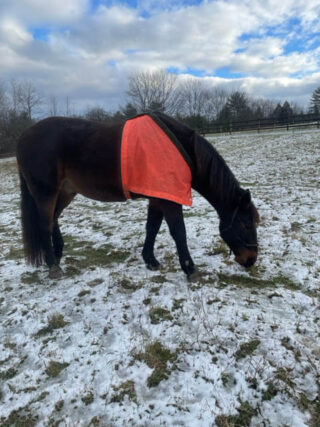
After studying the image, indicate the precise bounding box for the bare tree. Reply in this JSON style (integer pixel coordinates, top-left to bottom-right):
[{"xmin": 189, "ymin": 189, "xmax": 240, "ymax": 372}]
[
  {"xmin": 177, "ymin": 78, "xmax": 210, "ymax": 117},
  {"xmin": 249, "ymin": 97, "xmax": 278, "ymax": 118},
  {"xmin": 64, "ymin": 96, "xmax": 76, "ymax": 117},
  {"xmin": 12, "ymin": 80, "xmax": 42, "ymax": 119},
  {"xmin": 48, "ymin": 95, "xmax": 58, "ymax": 116},
  {"xmin": 10, "ymin": 79, "xmax": 20, "ymax": 114},
  {"xmin": 127, "ymin": 69, "xmax": 178, "ymax": 114},
  {"xmin": 85, "ymin": 106, "xmax": 109, "ymax": 122},
  {"xmin": 0, "ymin": 81, "xmax": 8, "ymax": 113},
  {"xmin": 209, "ymin": 87, "xmax": 229, "ymax": 119},
  {"xmin": 176, "ymin": 78, "xmax": 228, "ymax": 121}
]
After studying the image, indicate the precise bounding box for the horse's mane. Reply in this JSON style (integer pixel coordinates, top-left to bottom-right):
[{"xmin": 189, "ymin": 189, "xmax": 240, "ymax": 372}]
[
  {"xmin": 193, "ymin": 134, "xmax": 240, "ymax": 208},
  {"xmin": 154, "ymin": 112, "xmax": 240, "ymax": 210}
]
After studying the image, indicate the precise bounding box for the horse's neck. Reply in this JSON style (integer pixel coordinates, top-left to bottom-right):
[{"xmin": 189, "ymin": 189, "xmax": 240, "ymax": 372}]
[
  {"xmin": 153, "ymin": 113, "xmax": 240, "ymax": 215},
  {"xmin": 192, "ymin": 136, "xmax": 240, "ymax": 216}
]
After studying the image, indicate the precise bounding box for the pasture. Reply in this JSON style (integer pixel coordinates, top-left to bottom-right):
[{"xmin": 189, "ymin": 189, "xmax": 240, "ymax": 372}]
[{"xmin": 0, "ymin": 129, "xmax": 319, "ymax": 426}]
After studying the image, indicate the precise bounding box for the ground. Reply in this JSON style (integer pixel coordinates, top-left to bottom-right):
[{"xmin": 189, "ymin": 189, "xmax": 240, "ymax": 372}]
[{"xmin": 0, "ymin": 128, "xmax": 319, "ymax": 426}]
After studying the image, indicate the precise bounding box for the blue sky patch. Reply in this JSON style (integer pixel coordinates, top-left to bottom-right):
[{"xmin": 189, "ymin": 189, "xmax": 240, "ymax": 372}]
[
  {"xmin": 107, "ymin": 59, "xmax": 117, "ymax": 67},
  {"xmin": 214, "ymin": 67, "xmax": 245, "ymax": 79},
  {"xmin": 31, "ymin": 27, "xmax": 50, "ymax": 41},
  {"xmin": 167, "ymin": 66, "xmax": 206, "ymax": 77}
]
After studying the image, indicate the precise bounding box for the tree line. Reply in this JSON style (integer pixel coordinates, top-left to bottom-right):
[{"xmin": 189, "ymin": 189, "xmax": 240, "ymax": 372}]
[{"xmin": 1, "ymin": 71, "xmax": 320, "ymax": 154}]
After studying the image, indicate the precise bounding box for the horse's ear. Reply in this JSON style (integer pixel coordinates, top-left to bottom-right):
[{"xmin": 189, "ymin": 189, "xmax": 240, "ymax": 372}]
[{"xmin": 240, "ymin": 189, "xmax": 251, "ymax": 209}]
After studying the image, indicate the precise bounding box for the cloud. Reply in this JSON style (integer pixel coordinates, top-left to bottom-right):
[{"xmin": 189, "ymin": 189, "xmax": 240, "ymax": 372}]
[
  {"xmin": 0, "ymin": 0, "xmax": 89, "ymax": 25},
  {"xmin": 0, "ymin": 0, "xmax": 319, "ymax": 112}
]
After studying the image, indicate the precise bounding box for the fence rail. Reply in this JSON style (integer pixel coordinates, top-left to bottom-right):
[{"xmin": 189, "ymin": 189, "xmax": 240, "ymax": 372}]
[{"xmin": 198, "ymin": 113, "xmax": 320, "ymax": 136}]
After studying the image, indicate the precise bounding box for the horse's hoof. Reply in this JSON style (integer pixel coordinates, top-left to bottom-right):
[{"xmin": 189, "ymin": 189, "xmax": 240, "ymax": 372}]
[
  {"xmin": 187, "ymin": 270, "xmax": 202, "ymax": 282},
  {"xmin": 49, "ymin": 265, "xmax": 63, "ymax": 279},
  {"xmin": 147, "ymin": 263, "xmax": 160, "ymax": 271}
]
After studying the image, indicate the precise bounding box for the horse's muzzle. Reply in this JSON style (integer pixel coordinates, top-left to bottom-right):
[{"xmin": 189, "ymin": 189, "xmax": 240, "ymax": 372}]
[{"xmin": 235, "ymin": 249, "xmax": 257, "ymax": 268}]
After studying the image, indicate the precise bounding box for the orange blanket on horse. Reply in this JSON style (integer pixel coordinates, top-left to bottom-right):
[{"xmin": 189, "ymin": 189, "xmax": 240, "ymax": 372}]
[{"xmin": 121, "ymin": 114, "xmax": 192, "ymax": 206}]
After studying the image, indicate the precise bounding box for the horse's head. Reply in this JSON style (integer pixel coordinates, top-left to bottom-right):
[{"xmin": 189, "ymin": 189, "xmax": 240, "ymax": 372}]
[{"xmin": 219, "ymin": 189, "xmax": 259, "ymax": 268}]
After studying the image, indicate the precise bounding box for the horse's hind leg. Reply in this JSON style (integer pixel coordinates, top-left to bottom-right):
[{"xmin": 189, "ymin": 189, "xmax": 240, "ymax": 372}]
[
  {"xmin": 52, "ymin": 223, "xmax": 64, "ymax": 265},
  {"xmin": 52, "ymin": 190, "xmax": 76, "ymax": 264},
  {"xmin": 35, "ymin": 198, "xmax": 62, "ymax": 278},
  {"xmin": 142, "ymin": 199, "xmax": 163, "ymax": 270}
]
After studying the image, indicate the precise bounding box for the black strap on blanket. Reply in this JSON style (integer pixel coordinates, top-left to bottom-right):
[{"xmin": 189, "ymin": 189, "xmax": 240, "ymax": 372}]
[{"xmin": 126, "ymin": 112, "xmax": 195, "ymax": 176}]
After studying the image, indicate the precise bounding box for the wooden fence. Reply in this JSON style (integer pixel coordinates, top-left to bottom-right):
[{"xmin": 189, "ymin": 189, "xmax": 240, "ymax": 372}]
[{"xmin": 198, "ymin": 113, "xmax": 320, "ymax": 136}]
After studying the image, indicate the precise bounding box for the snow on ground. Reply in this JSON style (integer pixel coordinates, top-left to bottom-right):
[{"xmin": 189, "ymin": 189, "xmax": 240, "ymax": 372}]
[{"xmin": 0, "ymin": 129, "xmax": 319, "ymax": 426}]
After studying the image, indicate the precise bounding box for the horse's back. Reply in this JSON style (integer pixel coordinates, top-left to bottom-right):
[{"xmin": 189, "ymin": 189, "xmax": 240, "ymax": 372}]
[{"xmin": 17, "ymin": 117, "xmax": 126, "ymax": 202}]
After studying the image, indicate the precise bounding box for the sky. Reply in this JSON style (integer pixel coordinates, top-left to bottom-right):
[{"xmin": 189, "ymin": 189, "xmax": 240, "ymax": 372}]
[{"xmin": 0, "ymin": 0, "xmax": 320, "ymax": 114}]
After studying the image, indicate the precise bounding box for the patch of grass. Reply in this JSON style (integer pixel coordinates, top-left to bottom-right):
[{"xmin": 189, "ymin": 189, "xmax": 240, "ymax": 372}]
[
  {"xmin": 217, "ymin": 273, "xmax": 299, "ymax": 290},
  {"xmin": 215, "ymin": 401, "xmax": 257, "ymax": 427},
  {"xmin": 81, "ymin": 391, "xmax": 94, "ymax": 405},
  {"xmin": 291, "ymin": 221, "xmax": 302, "ymax": 232},
  {"xmin": 189, "ymin": 274, "xmax": 215, "ymax": 290},
  {"xmin": 88, "ymin": 416, "xmax": 101, "ymax": 426},
  {"xmin": 0, "ymin": 357, "xmax": 10, "ymax": 366},
  {"xmin": 35, "ymin": 313, "xmax": 68, "ymax": 337},
  {"xmin": 87, "ymin": 278, "xmax": 104, "ymax": 287},
  {"xmin": 147, "ymin": 369, "xmax": 169, "ymax": 387},
  {"xmin": 111, "ymin": 380, "xmax": 137, "ymax": 404},
  {"xmin": 276, "ymin": 367, "xmax": 295, "ymax": 389},
  {"xmin": 150, "ymin": 275, "xmax": 166, "ymax": 284},
  {"xmin": 63, "ymin": 237, "xmax": 130, "ymax": 274},
  {"xmin": 21, "ymin": 271, "xmax": 41, "ymax": 285},
  {"xmin": 221, "ymin": 372, "xmax": 236, "ymax": 388},
  {"xmin": 149, "ymin": 307, "xmax": 173, "ymax": 324},
  {"xmin": 183, "ymin": 210, "xmax": 199, "ymax": 218},
  {"xmin": 235, "ymin": 339, "xmax": 261, "ymax": 360},
  {"xmin": 218, "ymin": 273, "xmax": 268, "ymax": 288},
  {"xmin": 7, "ymin": 246, "xmax": 24, "ymax": 261},
  {"xmin": 0, "ymin": 407, "xmax": 38, "ymax": 427},
  {"xmin": 310, "ymin": 395, "xmax": 320, "ymax": 427},
  {"xmin": 163, "ymin": 252, "xmax": 178, "ymax": 273},
  {"xmin": 150, "ymin": 285, "xmax": 161, "ymax": 295},
  {"xmin": 172, "ymin": 298, "xmax": 185, "ymax": 311},
  {"xmin": 45, "ymin": 361, "xmax": 69, "ymax": 378},
  {"xmin": 54, "ymin": 400, "xmax": 64, "ymax": 411},
  {"xmin": 0, "ymin": 367, "xmax": 18, "ymax": 380},
  {"xmin": 262, "ymin": 382, "xmax": 278, "ymax": 401},
  {"xmin": 281, "ymin": 336, "xmax": 294, "ymax": 352},
  {"xmin": 117, "ymin": 277, "xmax": 143, "ymax": 293},
  {"xmin": 306, "ymin": 216, "xmax": 316, "ymax": 224},
  {"xmin": 135, "ymin": 341, "xmax": 178, "ymax": 388},
  {"xmin": 78, "ymin": 289, "xmax": 91, "ymax": 297},
  {"xmin": 208, "ymin": 240, "xmax": 229, "ymax": 257},
  {"xmin": 32, "ymin": 391, "xmax": 49, "ymax": 403},
  {"xmin": 4, "ymin": 342, "xmax": 17, "ymax": 350}
]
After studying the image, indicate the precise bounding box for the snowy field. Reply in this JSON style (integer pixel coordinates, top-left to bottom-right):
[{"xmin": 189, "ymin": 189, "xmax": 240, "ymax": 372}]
[{"xmin": 0, "ymin": 129, "xmax": 319, "ymax": 426}]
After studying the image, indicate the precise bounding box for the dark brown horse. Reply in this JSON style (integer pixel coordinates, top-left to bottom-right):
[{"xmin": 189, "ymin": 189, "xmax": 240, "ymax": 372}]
[{"xmin": 16, "ymin": 112, "xmax": 259, "ymax": 279}]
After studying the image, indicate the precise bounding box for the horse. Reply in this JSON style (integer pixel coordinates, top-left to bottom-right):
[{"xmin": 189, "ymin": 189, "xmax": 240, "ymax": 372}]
[{"xmin": 16, "ymin": 112, "xmax": 259, "ymax": 279}]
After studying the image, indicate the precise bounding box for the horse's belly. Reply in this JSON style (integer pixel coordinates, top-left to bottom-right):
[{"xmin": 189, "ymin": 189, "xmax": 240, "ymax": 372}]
[{"xmin": 63, "ymin": 177, "xmax": 126, "ymax": 203}]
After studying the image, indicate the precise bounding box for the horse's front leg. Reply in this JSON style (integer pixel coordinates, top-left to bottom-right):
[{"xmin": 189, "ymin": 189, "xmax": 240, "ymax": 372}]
[
  {"xmin": 161, "ymin": 200, "xmax": 196, "ymax": 278},
  {"xmin": 142, "ymin": 200, "xmax": 164, "ymax": 270}
]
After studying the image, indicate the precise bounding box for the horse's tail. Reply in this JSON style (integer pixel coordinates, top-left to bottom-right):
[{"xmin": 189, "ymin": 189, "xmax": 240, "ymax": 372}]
[{"xmin": 19, "ymin": 172, "xmax": 45, "ymax": 266}]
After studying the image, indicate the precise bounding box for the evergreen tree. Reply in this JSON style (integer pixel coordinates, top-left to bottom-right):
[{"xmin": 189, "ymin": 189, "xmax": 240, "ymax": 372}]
[
  {"xmin": 280, "ymin": 101, "xmax": 293, "ymax": 122},
  {"xmin": 272, "ymin": 101, "xmax": 293, "ymax": 122},
  {"xmin": 216, "ymin": 104, "xmax": 233, "ymax": 131},
  {"xmin": 309, "ymin": 87, "xmax": 320, "ymax": 115},
  {"xmin": 120, "ymin": 102, "xmax": 138, "ymax": 119},
  {"xmin": 226, "ymin": 91, "xmax": 252, "ymax": 122}
]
